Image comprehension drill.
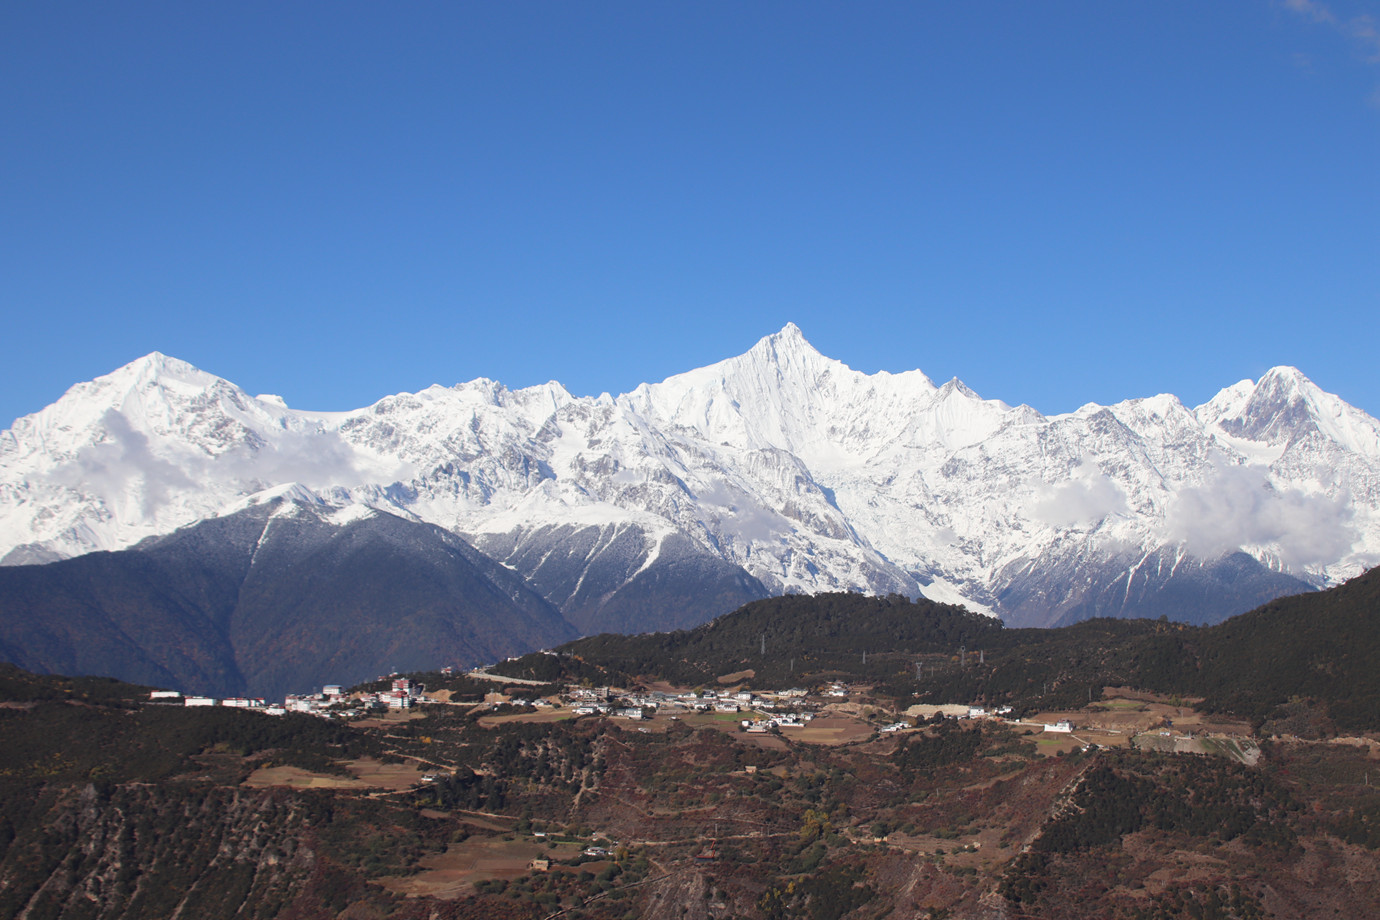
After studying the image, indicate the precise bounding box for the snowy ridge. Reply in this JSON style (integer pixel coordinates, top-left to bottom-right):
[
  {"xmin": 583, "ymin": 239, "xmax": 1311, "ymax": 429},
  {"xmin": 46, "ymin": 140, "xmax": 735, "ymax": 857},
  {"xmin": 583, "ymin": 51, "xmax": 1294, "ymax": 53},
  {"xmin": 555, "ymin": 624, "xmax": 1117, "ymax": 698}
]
[{"xmin": 2, "ymin": 326, "xmax": 1377, "ymax": 626}]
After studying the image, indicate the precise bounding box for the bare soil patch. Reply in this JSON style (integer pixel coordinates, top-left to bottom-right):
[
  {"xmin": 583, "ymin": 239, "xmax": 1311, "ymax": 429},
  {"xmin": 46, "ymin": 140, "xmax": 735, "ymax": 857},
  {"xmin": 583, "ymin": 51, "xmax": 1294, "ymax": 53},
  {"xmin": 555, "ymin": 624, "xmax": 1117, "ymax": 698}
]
[
  {"xmin": 376, "ymin": 837, "xmax": 583, "ymax": 899},
  {"xmin": 242, "ymin": 765, "xmax": 373, "ymax": 789},
  {"xmin": 1032, "ymin": 692, "xmax": 1252, "ymax": 739},
  {"xmin": 476, "ymin": 708, "xmax": 574, "ymax": 728},
  {"xmin": 353, "ymin": 710, "xmax": 426, "ymax": 729},
  {"xmin": 740, "ymin": 732, "xmax": 789, "ymax": 751},
  {"xmin": 452, "ymin": 811, "xmax": 514, "ymax": 833},
  {"xmin": 342, "ymin": 757, "xmax": 428, "ymax": 789},
  {"xmin": 790, "ymin": 713, "xmax": 874, "ymax": 745}
]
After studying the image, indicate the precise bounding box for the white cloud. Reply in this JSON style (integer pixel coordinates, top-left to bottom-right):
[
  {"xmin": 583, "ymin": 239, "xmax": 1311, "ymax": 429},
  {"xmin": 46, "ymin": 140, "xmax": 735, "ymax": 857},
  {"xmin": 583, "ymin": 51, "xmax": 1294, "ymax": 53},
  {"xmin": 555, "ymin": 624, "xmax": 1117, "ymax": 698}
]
[
  {"xmin": 44, "ymin": 411, "xmax": 413, "ymax": 515},
  {"xmin": 1028, "ymin": 459, "xmax": 1129, "ymax": 529},
  {"xmin": 47, "ymin": 411, "xmax": 195, "ymax": 515},
  {"xmin": 215, "ymin": 429, "xmax": 397, "ymax": 491},
  {"xmin": 1350, "ymin": 14, "xmax": 1380, "ymax": 61},
  {"xmin": 1285, "ymin": 0, "xmax": 1380, "ymax": 61},
  {"xmin": 1284, "ymin": 0, "xmax": 1336, "ymax": 24},
  {"xmin": 1162, "ymin": 458, "xmax": 1355, "ymax": 568}
]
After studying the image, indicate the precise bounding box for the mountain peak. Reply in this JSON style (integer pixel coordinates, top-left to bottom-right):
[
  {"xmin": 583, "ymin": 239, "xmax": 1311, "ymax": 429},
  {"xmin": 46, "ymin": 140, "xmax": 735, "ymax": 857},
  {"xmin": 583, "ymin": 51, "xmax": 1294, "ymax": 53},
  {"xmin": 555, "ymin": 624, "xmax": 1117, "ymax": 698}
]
[
  {"xmin": 120, "ymin": 351, "xmax": 207, "ymax": 383},
  {"xmin": 746, "ymin": 323, "xmax": 825, "ymax": 364},
  {"xmin": 1257, "ymin": 365, "xmax": 1309, "ymax": 391},
  {"xmin": 938, "ymin": 377, "xmax": 980, "ymax": 400},
  {"xmin": 1200, "ymin": 365, "xmax": 1341, "ymax": 447}
]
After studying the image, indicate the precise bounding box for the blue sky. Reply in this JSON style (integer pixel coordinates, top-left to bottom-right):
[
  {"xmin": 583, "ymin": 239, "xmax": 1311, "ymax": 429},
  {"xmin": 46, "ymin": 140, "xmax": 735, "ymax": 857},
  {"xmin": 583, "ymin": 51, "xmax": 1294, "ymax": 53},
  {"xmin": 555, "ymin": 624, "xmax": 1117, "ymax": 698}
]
[{"xmin": 3, "ymin": 2, "xmax": 1377, "ymax": 425}]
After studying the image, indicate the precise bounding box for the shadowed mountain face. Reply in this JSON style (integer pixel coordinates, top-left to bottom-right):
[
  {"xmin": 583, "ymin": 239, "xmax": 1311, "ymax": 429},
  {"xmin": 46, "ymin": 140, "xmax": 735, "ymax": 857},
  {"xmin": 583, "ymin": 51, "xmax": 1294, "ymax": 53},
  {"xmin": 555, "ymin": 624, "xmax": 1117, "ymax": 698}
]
[
  {"xmin": 996, "ymin": 547, "xmax": 1315, "ymax": 628},
  {"xmin": 0, "ymin": 498, "xmax": 578, "ymax": 699},
  {"xmin": 471, "ymin": 524, "xmax": 769, "ymax": 634}
]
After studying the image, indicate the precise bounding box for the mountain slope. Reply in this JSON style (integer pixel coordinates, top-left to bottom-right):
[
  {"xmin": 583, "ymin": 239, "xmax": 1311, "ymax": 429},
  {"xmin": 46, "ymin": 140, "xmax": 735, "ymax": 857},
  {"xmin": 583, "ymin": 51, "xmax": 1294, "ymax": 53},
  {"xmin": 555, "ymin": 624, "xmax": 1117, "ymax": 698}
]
[
  {"xmin": 0, "ymin": 493, "xmax": 578, "ymax": 698},
  {"xmin": 2, "ymin": 326, "xmax": 1377, "ymax": 627}
]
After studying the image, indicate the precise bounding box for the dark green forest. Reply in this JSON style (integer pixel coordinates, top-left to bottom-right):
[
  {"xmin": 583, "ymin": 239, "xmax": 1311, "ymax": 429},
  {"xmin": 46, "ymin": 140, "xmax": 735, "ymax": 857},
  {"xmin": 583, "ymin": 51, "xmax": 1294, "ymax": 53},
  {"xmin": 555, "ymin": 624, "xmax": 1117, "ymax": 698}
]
[{"xmin": 494, "ymin": 567, "xmax": 1380, "ymax": 733}]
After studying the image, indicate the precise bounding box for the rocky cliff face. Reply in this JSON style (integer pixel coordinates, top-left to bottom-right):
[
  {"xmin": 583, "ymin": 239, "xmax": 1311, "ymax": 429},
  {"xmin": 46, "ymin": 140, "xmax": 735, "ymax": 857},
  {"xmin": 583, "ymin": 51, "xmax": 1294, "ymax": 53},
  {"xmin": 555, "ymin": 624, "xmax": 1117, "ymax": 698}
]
[
  {"xmin": 2, "ymin": 325, "xmax": 1376, "ymax": 627},
  {"xmin": 0, "ymin": 784, "xmax": 318, "ymax": 920}
]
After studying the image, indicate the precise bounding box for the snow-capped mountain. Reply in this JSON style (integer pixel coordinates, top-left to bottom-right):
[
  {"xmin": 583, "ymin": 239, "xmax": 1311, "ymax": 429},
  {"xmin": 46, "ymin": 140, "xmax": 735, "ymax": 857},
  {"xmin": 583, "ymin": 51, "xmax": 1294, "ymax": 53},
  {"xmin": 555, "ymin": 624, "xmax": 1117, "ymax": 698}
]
[{"xmin": 3, "ymin": 324, "xmax": 1376, "ymax": 628}]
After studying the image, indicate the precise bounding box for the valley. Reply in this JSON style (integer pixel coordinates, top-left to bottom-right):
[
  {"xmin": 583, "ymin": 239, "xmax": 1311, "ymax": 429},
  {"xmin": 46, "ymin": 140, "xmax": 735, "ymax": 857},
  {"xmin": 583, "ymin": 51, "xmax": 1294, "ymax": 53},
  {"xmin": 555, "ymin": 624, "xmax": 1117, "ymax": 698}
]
[{"xmin": 1, "ymin": 573, "xmax": 1377, "ymax": 919}]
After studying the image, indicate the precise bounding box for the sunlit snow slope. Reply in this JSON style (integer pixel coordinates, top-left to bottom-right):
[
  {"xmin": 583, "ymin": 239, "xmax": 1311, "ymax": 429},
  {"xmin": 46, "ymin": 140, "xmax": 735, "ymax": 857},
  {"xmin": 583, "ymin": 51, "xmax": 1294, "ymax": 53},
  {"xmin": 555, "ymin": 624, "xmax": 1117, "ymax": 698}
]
[{"xmin": 2, "ymin": 325, "xmax": 1375, "ymax": 628}]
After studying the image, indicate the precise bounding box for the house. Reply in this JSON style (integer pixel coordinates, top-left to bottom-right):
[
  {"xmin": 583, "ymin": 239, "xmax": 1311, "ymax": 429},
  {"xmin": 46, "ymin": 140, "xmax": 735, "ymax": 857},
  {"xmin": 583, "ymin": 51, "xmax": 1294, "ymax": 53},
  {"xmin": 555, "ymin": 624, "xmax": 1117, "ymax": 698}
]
[
  {"xmin": 184, "ymin": 697, "xmax": 217, "ymax": 707},
  {"xmin": 1045, "ymin": 719, "xmax": 1075, "ymax": 733}
]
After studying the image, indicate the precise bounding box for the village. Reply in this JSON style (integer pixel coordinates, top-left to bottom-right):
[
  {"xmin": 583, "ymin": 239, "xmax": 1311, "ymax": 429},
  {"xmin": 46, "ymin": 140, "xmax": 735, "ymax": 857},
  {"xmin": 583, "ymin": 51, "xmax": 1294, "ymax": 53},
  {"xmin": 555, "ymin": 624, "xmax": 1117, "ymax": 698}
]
[
  {"xmin": 146, "ymin": 666, "xmax": 1259, "ymax": 764},
  {"xmin": 134, "ymin": 664, "xmax": 1285, "ymax": 909}
]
